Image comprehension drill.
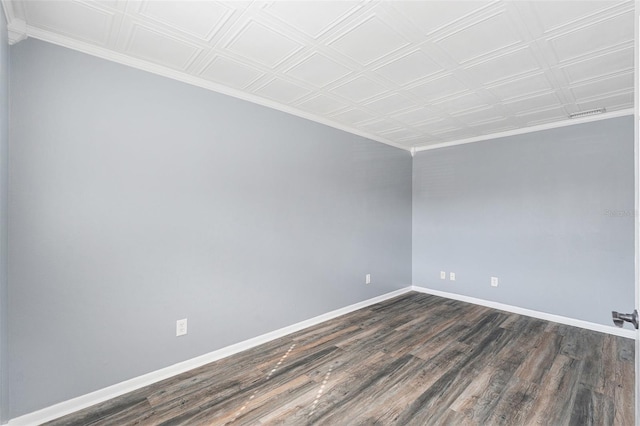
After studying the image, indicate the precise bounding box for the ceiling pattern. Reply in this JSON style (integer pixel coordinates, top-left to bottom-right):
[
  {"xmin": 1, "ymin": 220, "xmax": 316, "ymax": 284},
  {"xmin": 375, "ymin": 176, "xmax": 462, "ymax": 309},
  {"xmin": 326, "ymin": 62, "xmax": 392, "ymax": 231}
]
[{"xmin": 1, "ymin": 0, "xmax": 635, "ymax": 151}]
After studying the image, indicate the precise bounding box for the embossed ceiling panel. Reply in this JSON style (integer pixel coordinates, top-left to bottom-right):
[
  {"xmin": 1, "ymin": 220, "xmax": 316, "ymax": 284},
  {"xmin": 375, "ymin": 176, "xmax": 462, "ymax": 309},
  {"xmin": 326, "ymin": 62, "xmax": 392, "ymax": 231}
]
[
  {"xmin": 200, "ymin": 55, "xmax": 263, "ymax": 88},
  {"xmin": 434, "ymin": 12, "xmax": 523, "ymax": 64},
  {"xmin": 374, "ymin": 50, "xmax": 443, "ymax": 86},
  {"xmin": 285, "ymin": 52, "xmax": 351, "ymax": 87},
  {"xmin": 23, "ymin": 0, "xmax": 112, "ymax": 45},
  {"xmin": 139, "ymin": 1, "xmax": 231, "ymax": 41},
  {"xmin": 253, "ymin": 77, "xmax": 310, "ymax": 104},
  {"xmin": 487, "ymin": 74, "xmax": 553, "ymax": 101},
  {"xmin": 561, "ymin": 47, "xmax": 633, "ymax": 84},
  {"xmin": 264, "ymin": 1, "xmax": 359, "ymax": 38},
  {"xmin": 2, "ymin": 0, "xmax": 634, "ymax": 150}
]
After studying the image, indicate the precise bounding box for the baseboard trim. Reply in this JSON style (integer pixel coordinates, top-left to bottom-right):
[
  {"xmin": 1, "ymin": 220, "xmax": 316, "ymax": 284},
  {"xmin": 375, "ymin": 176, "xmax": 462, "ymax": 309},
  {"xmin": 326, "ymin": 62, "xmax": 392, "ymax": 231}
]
[
  {"xmin": 10, "ymin": 285, "xmax": 634, "ymax": 424},
  {"xmin": 7, "ymin": 287, "xmax": 412, "ymax": 426},
  {"xmin": 412, "ymin": 285, "xmax": 636, "ymax": 339}
]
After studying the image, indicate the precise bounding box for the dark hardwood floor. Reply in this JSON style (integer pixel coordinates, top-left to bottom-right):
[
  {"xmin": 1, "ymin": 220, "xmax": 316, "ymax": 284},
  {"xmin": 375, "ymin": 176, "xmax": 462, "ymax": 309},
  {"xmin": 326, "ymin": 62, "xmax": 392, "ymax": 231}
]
[{"xmin": 45, "ymin": 292, "xmax": 635, "ymax": 425}]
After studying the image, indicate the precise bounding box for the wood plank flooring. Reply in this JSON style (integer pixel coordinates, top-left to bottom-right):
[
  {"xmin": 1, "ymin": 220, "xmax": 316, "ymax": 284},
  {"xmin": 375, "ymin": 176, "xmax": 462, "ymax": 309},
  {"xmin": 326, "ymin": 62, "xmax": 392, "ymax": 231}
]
[{"xmin": 45, "ymin": 292, "xmax": 635, "ymax": 425}]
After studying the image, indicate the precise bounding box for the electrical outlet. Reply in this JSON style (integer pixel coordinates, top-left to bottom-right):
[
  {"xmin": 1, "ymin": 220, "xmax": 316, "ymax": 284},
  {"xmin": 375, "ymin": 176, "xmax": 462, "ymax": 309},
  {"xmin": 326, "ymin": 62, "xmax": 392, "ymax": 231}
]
[
  {"xmin": 449, "ymin": 272, "xmax": 456, "ymax": 281},
  {"xmin": 365, "ymin": 274, "xmax": 371, "ymax": 284},
  {"xmin": 176, "ymin": 318, "xmax": 187, "ymax": 336},
  {"xmin": 440, "ymin": 271, "xmax": 446, "ymax": 279},
  {"xmin": 491, "ymin": 277, "xmax": 499, "ymax": 287}
]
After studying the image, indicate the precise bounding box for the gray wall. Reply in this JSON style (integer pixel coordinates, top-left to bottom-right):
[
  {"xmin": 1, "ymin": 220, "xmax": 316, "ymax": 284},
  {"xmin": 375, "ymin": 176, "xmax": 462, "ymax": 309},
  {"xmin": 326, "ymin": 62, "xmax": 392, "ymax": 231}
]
[
  {"xmin": 413, "ymin": 116, "xmax": 635, "ymax": 326},
  {"xmin": 0, "ymin": 6, "xmax": 9, "ymax": 424},
  {"xmin": 7, "ymin": 34, "xmax": 635, "ymax": 422},
  {"xmin": 8, "ymin": 39, "xmax": 412, "ymax": 418}
]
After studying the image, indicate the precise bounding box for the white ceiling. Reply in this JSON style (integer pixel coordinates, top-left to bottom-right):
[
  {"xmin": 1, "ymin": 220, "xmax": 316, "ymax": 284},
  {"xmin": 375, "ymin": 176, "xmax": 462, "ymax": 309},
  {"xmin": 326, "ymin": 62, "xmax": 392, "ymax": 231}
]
[{"xmin": 1, "ymin": 0, "xmax": 635, "ymax": 151}]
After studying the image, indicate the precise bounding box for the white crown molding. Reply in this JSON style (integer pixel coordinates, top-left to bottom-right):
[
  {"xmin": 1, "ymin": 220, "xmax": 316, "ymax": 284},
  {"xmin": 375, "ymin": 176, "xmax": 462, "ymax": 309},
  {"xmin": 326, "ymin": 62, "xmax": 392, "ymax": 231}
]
[
  {"xmin": 10, "ymin": 22, "xmax": 634, "ymax": 156},
  {"xmin": 7, "ymin": 287, "xmax": 412, "ymax": 425},
  {"xmin": 22, "ymin": 26, "xmax": 412, "ymax": 153},
  {"xmin": 4, "ymin": 1, "xmax": 635, "ymax": 154},
  {"xmin": 1, "ymin": 0, "xmax": 27, "ymax": 45},
  {"xmin": 414, "ymin": 108, "xmax": 635, "ymax": 152},
  {"xmin": 412, "ymin": 286, "xmax": 637, "ymax": 339},
  {"xmin": 7, "ymin": 18, "xmax": 27, "ymax": 45}
]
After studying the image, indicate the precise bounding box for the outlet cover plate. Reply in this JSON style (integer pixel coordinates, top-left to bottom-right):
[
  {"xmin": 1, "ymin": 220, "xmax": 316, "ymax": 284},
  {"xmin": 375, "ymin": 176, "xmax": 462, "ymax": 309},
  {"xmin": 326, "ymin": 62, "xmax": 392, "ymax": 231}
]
[{"xmin": 176, "ymin": 318, "xmax": 188, "ymax": 336}]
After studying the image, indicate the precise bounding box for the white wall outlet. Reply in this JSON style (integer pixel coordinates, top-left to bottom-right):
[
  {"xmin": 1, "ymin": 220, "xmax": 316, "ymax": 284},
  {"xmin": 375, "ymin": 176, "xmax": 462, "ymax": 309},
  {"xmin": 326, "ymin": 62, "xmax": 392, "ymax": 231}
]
[
  {"xmin": 176, "ymin": 318, "xmax": 187, "ymax": 336},
  {"xmin": 449, "ymin": 272, "xmax": 456, "ymax": 281},
  {"xmin": 440, "ymin": 271, "xmax": 446, "ymax": 279},
  {"xmin": 365, "ymin": 274, "xmax": 371, "ymax": 284},
  {"xmin": 491, "ymin": 277, "xmax": 499, "ymax": 287}
]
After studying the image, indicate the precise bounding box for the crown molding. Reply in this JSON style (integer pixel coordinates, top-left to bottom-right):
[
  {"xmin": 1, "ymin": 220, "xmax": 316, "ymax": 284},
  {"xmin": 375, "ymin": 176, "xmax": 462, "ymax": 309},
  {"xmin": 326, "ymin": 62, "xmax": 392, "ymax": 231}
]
[
  {"xmin": 22, "ymin": 26, "xmax": 412, "ymax": 153},
  {"xmin": 7, "ymin": 18, "xmax": 26, "ymax": 45},
  {"xmin": 1, "ymin": 0, "xmax": 27, "ymax": 45},
  {"xmin": 413, "ymin": 108, "xmax": 635, "ymax": 152},
  {"xmin": 11, "ymin": 21, "xmax": 634, "ymax": 156}
]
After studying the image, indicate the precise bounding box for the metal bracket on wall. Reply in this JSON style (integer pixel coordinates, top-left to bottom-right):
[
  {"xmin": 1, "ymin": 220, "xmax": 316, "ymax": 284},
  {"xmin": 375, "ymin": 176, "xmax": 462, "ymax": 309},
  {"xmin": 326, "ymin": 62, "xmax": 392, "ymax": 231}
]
[{"xmin": 612, "ymin": 309, "xmax": 639, "ymax": 329}]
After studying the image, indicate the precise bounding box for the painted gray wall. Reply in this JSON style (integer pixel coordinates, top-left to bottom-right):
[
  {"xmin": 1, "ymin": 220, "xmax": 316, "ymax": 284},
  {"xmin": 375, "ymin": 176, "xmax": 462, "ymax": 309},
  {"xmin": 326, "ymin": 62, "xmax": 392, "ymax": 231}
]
[
  {"xmin": 8, "ymin": 39, "xmax": 412, "ymax": 418},
  {"xmin": 0, "ymin": 6, "xmax": 9, "ymax": 424},
  {"xmin": 413, "ymin": 116, "xmax": 635, "ymax": 326},
  {"xmin": 7, "ymin": 35, "xmax": 635, "ymax": 422}
]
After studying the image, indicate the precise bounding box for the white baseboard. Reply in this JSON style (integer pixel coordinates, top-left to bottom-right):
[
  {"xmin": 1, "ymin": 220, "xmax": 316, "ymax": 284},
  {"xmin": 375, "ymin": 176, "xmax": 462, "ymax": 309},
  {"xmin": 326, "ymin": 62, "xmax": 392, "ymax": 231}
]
[
  {"xmin": 412, "ymin": 285, "xmax": 636, "ymax": 339},
  {"xmin": 10, "ymin": 285, "xmax": 634, "ymax": 424},
  {"xmin": 7, "ymin": 287, "xmax": 412, "ymax": 426}
]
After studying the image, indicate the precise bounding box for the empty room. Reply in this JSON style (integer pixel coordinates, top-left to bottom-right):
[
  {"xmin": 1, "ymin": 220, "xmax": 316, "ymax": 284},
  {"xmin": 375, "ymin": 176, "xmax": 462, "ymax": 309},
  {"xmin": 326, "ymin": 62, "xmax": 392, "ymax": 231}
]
[{"xmin": 0, "ymin": 0, "xmax": 638, "ymax": 425}]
